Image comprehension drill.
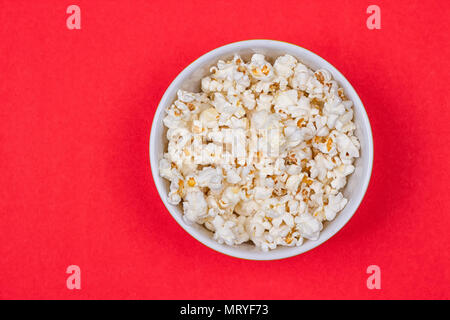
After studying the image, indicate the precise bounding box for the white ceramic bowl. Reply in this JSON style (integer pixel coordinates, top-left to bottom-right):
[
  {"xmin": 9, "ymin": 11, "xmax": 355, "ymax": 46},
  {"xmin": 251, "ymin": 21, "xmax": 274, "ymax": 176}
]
[{"xmin": 150, "ymin": 40, "xmax": 373, "ymax": 260}]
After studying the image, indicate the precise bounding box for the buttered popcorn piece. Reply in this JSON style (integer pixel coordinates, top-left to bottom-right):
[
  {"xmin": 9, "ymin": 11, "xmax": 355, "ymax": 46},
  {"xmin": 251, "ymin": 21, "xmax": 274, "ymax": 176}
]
[{"xmin": 159, "ymin": 53, "xmax": 361, "ymax": 251}]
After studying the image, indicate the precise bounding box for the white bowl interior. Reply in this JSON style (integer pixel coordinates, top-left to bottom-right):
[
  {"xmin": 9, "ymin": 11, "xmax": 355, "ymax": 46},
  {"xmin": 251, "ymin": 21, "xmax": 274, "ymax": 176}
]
[{"xmin": 150, "ymin": 40, "xmax": 373, "ymax": 260}]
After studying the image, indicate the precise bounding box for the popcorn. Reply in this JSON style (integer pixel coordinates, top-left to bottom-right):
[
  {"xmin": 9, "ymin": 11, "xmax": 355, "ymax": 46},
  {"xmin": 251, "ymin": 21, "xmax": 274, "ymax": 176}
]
[
  {"xmin": 254, "ymin": 186, "xmax": 273, "ymax": 200},
  {"xmin": 295, "ymin": 213, "xmax": 323, "ymax": 240},
  {"xmin": 220, "ymin": 186, "xmax": 242, "ymax": 208},
  {"xmin": 335, "ymin": 132, "xmax": 360, "ymax": 158},
  {"xmin": 224, "ymin": 166, "xmax": 241, "ymax": 184},
  {"xmin": 324, "ymin": 192, "xmax": 348, "ymax": 221},
  {"xmin": 247, "ymin": 54, "xmax": 274, "ymax": 81},
  {"xmin": 199, "ymin": 107, "xmax": 219, "ymax": 128},
  {"xmin": 274, "ymin": 54, "xmax": 297, "ymax": 78},
  {"xmin": 159, "ymin": 53, "xmax": 360, "ymax": 250},
  {"xmin": 241, "ymin": 93, "xmax": 256, "ymax": 110},
  {"xmin": 285, "ymin": 174, "xmax": 302, "ymax": 194},
  {"xmin": 196, "ymin": 167, "xmax": 223, "ymax": 191},
  {"xmin": 234, "ymin": 196, "xmax": 254, "ymax": 212},
  {"xmin": 183, "ymin": 190, "xmax": 208, "ymax": 223},
  {"xmin": 211, "ymin": 215, "xmax": 237, "ymax": 245},
  {"xmin": 201, "ymin": 77, "xmax": 223, "ymax": 92},
  {"xmin": 168, "ymin": 178, "xmax": 183, "ymax": 205}
]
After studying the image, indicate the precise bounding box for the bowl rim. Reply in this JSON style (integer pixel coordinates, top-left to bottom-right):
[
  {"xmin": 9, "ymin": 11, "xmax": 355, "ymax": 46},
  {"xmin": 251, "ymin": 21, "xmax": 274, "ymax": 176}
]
[{"xmin": 149, "ymin": 39, "xmax": 374, "ymax": 260}]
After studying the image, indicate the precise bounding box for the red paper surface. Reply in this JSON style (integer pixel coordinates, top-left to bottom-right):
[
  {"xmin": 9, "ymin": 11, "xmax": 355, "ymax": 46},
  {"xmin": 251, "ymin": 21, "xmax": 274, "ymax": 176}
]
[{"xmin": 0, "ymin": 0, "xmax": 449, "ymax": 300}]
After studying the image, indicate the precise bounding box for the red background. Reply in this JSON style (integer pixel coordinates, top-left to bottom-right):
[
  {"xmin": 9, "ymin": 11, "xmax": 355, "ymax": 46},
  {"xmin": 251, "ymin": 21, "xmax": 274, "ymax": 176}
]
[{"xmin": 1, "ymin": 0, "xmax": 449, "ymax": 300}]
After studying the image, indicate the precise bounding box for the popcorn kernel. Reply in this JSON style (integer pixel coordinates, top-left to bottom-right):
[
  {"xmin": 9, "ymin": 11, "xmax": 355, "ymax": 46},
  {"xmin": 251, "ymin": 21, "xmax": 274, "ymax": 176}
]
[{"xmin": 187, "ymin": 177, "xmax": 196, "ymax": 187}]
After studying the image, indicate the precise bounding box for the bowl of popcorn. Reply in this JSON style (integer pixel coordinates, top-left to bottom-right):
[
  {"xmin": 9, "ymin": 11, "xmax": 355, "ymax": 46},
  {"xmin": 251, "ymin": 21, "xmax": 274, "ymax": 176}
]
[{"xmin": 150, "ymin": 40, "xmax": 373, "ymax": 260}]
